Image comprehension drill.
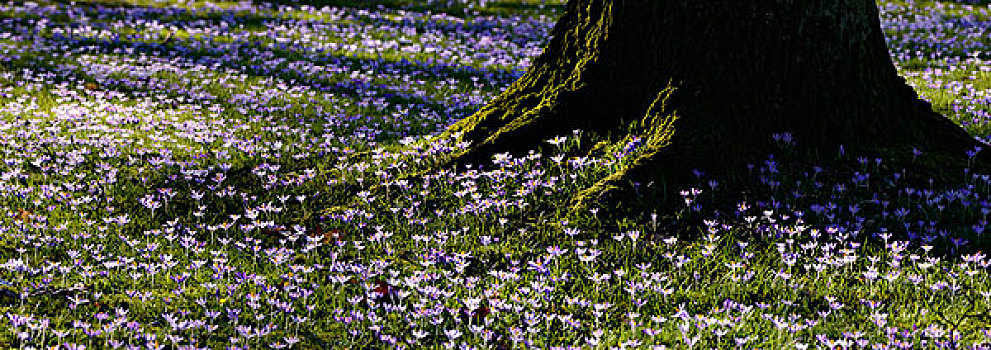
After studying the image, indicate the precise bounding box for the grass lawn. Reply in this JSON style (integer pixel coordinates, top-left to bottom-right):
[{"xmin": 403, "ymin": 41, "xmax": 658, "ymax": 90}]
[{"xmin": 1, "ymin": 0, "xmax": 991, "ymax": 349}]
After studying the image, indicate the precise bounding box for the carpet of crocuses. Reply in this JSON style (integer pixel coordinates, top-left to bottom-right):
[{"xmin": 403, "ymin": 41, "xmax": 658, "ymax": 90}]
[{"xmin": 1, "ymin": 0, "xmax": 990, "ymax": 349}]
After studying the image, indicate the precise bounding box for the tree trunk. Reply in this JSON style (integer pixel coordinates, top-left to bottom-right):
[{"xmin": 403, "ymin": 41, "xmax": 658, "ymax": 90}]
[{"xmin": 441, "ymin": 0, "xmax": 987, "ymax": 211}]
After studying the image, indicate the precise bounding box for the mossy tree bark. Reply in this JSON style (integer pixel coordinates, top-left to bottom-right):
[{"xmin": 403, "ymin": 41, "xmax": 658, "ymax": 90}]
[{"xmin": 442, "ymin": 0, "xmax": 988, "ymax": 211}]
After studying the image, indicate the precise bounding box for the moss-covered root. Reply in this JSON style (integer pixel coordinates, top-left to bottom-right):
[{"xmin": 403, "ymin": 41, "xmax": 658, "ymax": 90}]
[{"xmin": 568, "ymin": 86, "xmax": 686, "ymax": 213}]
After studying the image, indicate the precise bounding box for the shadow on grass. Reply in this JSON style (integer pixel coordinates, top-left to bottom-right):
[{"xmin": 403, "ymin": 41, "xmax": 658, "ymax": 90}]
[
  {"xmin": 37, "ymin": 33, "xmax": 506, "ymax": 116},
  {"xmin": 1, "ymin": 0, "xmax": 525, "ymax": 117},
  {"xmin": 19, "ymin": 0, "xmax": 563, "ymax": 28},
  {"xmin": 253, "ymin": 0, "xmax": 565, "ymax": 17},
  {"xmin": 4, "ymin": 0, "xmax": 536, "ymax": 76}
]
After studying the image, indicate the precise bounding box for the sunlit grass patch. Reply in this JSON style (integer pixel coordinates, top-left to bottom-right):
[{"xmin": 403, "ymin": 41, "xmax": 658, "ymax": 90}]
[{"xmin": 903, "ymin": 61, "xmax": 991, "ymax": 138}]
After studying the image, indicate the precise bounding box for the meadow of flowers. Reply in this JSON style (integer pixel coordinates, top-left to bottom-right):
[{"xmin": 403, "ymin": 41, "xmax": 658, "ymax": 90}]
[{"xmin": 0, "ymin": 0, "xmax": 990, "ymax": 349}]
